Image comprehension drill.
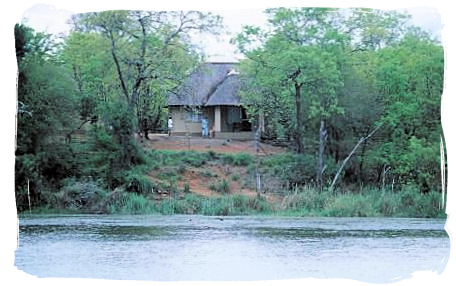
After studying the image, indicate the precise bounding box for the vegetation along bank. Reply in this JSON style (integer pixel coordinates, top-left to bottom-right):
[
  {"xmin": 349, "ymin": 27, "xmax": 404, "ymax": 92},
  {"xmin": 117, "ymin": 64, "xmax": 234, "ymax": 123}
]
[{"xmin": 15, "ymin": 8, "xmax": 446, "ymax": 217}]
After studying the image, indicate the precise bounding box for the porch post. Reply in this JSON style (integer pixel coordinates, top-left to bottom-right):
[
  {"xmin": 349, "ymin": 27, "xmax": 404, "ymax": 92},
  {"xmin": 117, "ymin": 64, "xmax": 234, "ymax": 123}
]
[{"xmin": 214, "ymin": 106, "xmax": 221, "ymax": 132}]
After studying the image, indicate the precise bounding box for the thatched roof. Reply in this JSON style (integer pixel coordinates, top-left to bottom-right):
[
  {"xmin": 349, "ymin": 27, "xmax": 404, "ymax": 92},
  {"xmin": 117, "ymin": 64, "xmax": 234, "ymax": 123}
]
[{"xmin": 168, "ymin": 62, "xmax": 242, "ymax": 107}]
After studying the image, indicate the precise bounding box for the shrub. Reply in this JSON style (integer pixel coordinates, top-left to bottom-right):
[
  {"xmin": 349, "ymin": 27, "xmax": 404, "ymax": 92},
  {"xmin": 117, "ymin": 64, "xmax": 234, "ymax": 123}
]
[
  {"xmin": 104, "ymin": 192, "xmax": 149, "ymax": 214},
  {"xmin": 231, "ymin": 173, "xmax": 240, "ymax": 181},
  {"xmin": 177, "ymin": 164, "xmax": 187, "ymax": 174},
  {"xmin": 59, "ymin": 179, "xmax": 107, "ymax": 211},
  {"xmin": 121, "ymin": 193, "xmax": 147, "ymax": 214},
  {"xmin": 233, "ymin": 153, "xmax": 253, "ymax": 166},
  {"xmin": 157, "ymin": 198, "xmax": 177, "ymax": 214},
  {"xmin": 181, "ymin": 151, "xmax": 208, "ymax": 167},
  {"xmin": 220, "ymin": 153, "xmax": 252, "ymax": 166},
  {"xmin": 220, "ymin": 154, "xmax": 234, "ymax": 165},
  {"xmin": 247, "ymin": 196, "xmax": 271, "ymax": 212},
  {"xmin": 260, "ymin": 153, "xmax": 319, "ymax": 188},
  {"xmin": 326, "ymin": 194, "xmax": 377, "ymax": 217},
  {"xmin": 124, "ymin": 172, "xmax": 155, "ymax": 195},
  {"xmin": 184, "ymin": 194, "xmax": 202, "ymax": 213},
  {"xmin": 201, "ymin": 169, "xmax": 217, "ymax": 177},
  {"xmin": 183, "ymin": 182, "xmax": 191, "ymax": 193},
  {"xmin": 207, "ymin": 150, "xmax": 219, "ymax": 160},
  {"xmin": 395, "ymin": 188, "xmax": 445, "ymax": 218},
  {"xmin": 209, "ymin": 179, "xmax": 231, "ymax": 194}
]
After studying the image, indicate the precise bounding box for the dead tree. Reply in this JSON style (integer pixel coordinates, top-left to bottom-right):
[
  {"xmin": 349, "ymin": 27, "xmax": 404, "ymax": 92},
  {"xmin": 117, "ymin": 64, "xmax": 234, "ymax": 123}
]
[{"xmin": 329, "ymin": 124, "xmax": 382, "ymax": 191}]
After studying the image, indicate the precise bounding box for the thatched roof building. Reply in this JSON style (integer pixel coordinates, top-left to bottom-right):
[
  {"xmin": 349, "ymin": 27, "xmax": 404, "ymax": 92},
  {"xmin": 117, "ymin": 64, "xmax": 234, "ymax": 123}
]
[
  {"xmin": 167, "ymin": 62, "xmax": 253, "ymax": 139},
  {"xmin": 168, "ymin": 62, "xmax": 241, "ymax": 107}
]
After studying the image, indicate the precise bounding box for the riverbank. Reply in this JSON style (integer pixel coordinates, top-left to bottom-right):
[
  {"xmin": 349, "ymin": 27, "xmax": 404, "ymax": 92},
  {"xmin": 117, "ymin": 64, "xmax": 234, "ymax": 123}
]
[
  {"xmin": 22, "ymin": 149, "xmax": 446, "ymax": 218},
  {"xmin": 30, "ymin": 184, "xmax": 445, "ymax": 218}
]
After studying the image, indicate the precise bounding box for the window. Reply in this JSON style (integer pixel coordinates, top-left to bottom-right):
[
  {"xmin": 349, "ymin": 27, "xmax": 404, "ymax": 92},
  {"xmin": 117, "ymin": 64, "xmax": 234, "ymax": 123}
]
[{"xmin": 187, "ymin": 108, "xmax": 203, "ymax": 123}]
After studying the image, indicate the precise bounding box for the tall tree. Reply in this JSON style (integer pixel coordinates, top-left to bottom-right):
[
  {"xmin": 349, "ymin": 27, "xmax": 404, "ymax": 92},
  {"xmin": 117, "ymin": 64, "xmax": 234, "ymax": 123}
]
[
  {"xmin": 235, "ymin": 8, "xmax": 444, "ymax": 192},
  {"xmin": 15, "ymin": 24, "xmax": 78, "ymax": 210},
  {"xmin": 235, "ymin": 8, "xmax": 346, "ymax": 189},
  {"xmin": 70, "ymin": 10, "xmax": 222, "ymax": 107},
  {"xmin": 371, "ymin": 33, "xmax": 444, "ymax": 191}
]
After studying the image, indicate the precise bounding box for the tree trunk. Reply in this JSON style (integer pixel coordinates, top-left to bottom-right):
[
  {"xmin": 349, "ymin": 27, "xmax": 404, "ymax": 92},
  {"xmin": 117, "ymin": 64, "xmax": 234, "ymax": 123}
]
[
  {"xmin": 295, "ymin": 82, "xmax": 304, "ymax": 153},
  {"xmin": 358, "ymin": 127, "xmax": 370, "ymax": 182},
  {"xmin": 330, "ymin": 124, "xmax": 382, "ymax": 191},
  {"xmin": 108, "ymin": 31, "xmax": 129, "ymax": 101},
  {"xmin": 317, "ymin": 119, "xmax": 328, "ymax": 190}
]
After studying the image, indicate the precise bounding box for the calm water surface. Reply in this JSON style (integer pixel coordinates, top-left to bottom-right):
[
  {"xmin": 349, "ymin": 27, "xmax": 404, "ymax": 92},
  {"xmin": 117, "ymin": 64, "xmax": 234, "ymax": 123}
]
[{"xmin": 15, "ymin": 215, "xmax": 449, "ymax": 282}]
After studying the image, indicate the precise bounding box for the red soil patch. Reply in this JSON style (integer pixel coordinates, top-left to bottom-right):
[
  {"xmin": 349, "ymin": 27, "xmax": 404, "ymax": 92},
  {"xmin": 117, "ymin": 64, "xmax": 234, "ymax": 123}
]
[
  {"xmin": 176, "ymin": 168, "xmax": 217, "ymax": 197},
  {"xmin": 148, "ymin": 164, "xmax": 259, "ymax": 199},
  {"xmin": 140, "ymin": 134, "xmax": 286, "ymax": 155},
  {"xmin": 143, "ymin": 135, "xmax": 284, "ymax": 201}
]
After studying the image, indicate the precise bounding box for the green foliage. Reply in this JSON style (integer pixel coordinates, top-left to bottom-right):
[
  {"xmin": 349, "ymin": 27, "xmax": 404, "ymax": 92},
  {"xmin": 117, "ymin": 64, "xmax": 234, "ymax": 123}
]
[
  {"xmin": 209, "ymin": 179, "xmax": 231, "ymax": 194},
  {"xmin": 364, "ymin": 34, "xmax": 444, "ymax": 191},
  {"xmin": 183, "ymin": 182, "xmax": 191, "ymax": 193},
  {"xmin": 15, "ymin": 8, "xmax": 445, "ymax": 216},
  {"xmin": 182, "ymin": 153, "xmax": 207, "ymax": 167},
  {"xmin": 58, "ymin": 179, "xmax": 108, "ymax": 211},
  {"xmin": 87, "ymin": 99, "xmax": 145, "ymax": 188},
  {"xmin": 235, "ymin": 8, "xmax": 347, "ymax": 154},
  {"xmin": 234, "ymin": 7, "xmax": 444, "ymax": 192},
  {"xmin": 112, "ymin": 193, "xmax": 148, "ymax": 214},
  {"xmin": 326, "ymin": 194, "xmax": 378, "ymax": 217},
  {"xmin": 124, "ymin": 171, "xmax": 156, "ymax": 195},
  {"xmin": 201, "ymin": 169, "xmax": 216, "ymax": 177},
  {"xmin": 69, "ymin": 10, "xmax": 222, "ymax": 137},
  {"xmin": 13, "ymin": 10, "xmax": 222, "ymax": 212},
  {"xmin": 281, "ymin": 190, "xmax": 331, "ymax": 212},
  {"xmin": 278, "ymin": 187, "xmax": 445, "ymax": 218},
  {"xmin": 260, "ymin": 153, "xmax": 330, "ymax": 188},
  {"xmin": 231, "ymin": 173, "xmax": 240, "ymax": 181},
  {"xmin": 15, "ymin": 24, "xmax": 80, "ymax": 211},
  {"xmin": 220, "ymin": 153, "xmax": 252, "ymax": 166}
]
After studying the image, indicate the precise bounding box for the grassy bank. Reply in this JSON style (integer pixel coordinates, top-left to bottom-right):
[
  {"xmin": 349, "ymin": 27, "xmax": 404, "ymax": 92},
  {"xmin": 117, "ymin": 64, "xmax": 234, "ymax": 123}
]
[
  {"xmin": 23, "ymin": 150, "xmax": 446, "ymax": 218},
  {"xmin": 112, "ymin": 189, "xmax": 446, "ymax": 218},
  {"xmin": 32, "ymin": 183, "xmax": 445, "ymax": 218}
]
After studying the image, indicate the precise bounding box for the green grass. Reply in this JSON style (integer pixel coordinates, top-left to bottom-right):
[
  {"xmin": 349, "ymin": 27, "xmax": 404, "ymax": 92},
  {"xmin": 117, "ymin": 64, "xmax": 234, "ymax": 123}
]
[
  {"xmin": 209, "ymin": 179, "xmax": 231, "ymax": 194},
  {"xmin": 201, "ymin": 169, "xmax": 217, "ymax": 177},
  {"xmin": 276, "ymin": 187, "xmax": 446, "ymax": 218},
  {"xmin": 23, "ymin": 149, "xmax": 446, "ymax": 218},
  {"xmin": 101, "ymin": 193, "xmax": 273, "ymax": 216},
  {"xmin": 124, "ymin": 171, "xmax": 156, "ymax": 195},
  {"xmin": 231, "ymin": 173, "xmax": 240, "ymax": 181},
  {"xmin": 220, "ymin": 153, "xmax": 253, "ymax": 166},
  {"xmin": 29, "ymin": 187, "xmax": 446, "ymax": 218}
]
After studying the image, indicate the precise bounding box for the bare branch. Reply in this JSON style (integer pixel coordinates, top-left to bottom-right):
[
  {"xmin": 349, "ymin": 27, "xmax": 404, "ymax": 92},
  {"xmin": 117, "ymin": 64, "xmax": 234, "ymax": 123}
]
[{"xmin": 330, "ymin": 124, "xmax": 382, "ymax": 191}]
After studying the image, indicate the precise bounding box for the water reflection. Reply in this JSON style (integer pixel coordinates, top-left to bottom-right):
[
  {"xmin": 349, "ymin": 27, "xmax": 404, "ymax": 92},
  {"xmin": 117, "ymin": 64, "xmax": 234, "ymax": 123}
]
[{"xmin": 16, "ymin": 215, "xmax": 449, "ymax": 282}]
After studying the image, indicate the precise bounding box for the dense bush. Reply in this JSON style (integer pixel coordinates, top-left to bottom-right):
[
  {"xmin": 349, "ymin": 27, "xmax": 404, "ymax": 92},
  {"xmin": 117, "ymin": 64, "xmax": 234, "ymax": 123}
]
[
  {"xmin": 58, "ymin": 179, "xmax": 107, "ymax": 211},
  {"xmin": 124, "ymin": 171, "xmax": 156, "ymax": 195}
]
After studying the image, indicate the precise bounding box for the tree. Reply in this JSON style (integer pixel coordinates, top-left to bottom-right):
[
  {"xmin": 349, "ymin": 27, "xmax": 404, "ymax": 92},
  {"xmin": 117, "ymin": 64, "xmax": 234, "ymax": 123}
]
[
  {"xmin": 66, "ymin": 10, "xmax": 222, "ymax": 164},
  {"xmin": 370, "ymin": 33, "xmax": 444, "ymax": 191},
  {"xmin": 235, "ymin": 8, "xmax": 346, "ymax": 189},
  {"xmin": 70, "ymin": 10, "xmax": 222, "ymax": 106},
  {"xmin": 15, "ymin": 24, "xmax": 78, "ymax": 210},
  {"xmin": 235, "ymin": 7, "xmax": 444, "ymax": 192}
]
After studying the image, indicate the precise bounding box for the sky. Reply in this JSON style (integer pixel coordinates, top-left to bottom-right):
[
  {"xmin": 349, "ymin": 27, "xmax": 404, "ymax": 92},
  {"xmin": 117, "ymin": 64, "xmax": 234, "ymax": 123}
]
[{"xmin": 19, "ymin": 3, "xmax": 444, "ymax": 62}]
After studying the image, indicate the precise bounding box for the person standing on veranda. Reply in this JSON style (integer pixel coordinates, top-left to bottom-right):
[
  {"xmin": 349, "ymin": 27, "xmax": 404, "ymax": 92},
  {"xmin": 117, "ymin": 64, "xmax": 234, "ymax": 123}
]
[
  {"xmin": 202, "ymin": 116, "xmax": 209, "ymax": 137},
  {"xmin": 168, "ymin": 116, "xmax": 173, "ymax": 136}
]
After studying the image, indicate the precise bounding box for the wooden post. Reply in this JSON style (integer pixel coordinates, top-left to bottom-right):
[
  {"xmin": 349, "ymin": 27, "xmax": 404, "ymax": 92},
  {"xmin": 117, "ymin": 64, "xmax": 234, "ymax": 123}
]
[
  {"xmin": 27, "ymin": 179, "xmax": 31, "ymax": 215},
  {"xmin": 254, "ymin": 123, "xmax": 261, "ymax": 196}
]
